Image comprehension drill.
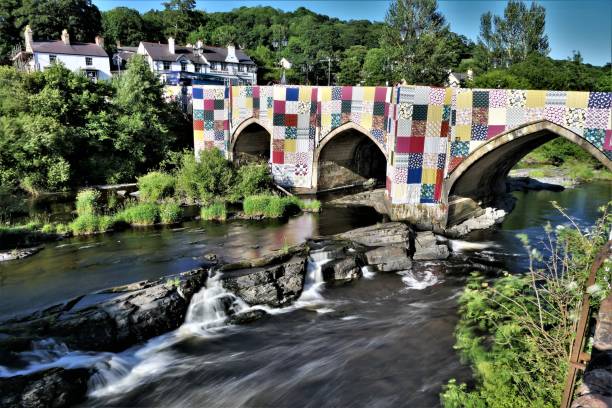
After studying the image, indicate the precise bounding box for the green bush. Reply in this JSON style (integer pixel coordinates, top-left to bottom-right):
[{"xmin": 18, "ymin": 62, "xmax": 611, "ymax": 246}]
[
  {"xmin": 300, "ymin": 199, "xmax": 321, "ymax": 212},
  {"xmin": 138, "ymin": 171, "xmax": 175, "ymax": 202},
  {"xmin": 41, "ymin": 223, "xmax": 55, "ymax": 234},
  {"xmin": 159, "ymin": 201, "xmax": 182, "ymax": 224},
  {"xmin": 98, "ymin": 215, "xmax": 115, "ymax": 231},
  {"xmin": 174, "ymin": 150, "xmax": 234, "ymax": 205},
  {"xmin": 200, "ymin": 201, "xmax": 227, "ymax": 221},
  {"xmin": 243, "ymin": 194, "xmax": 301, "ymax": 218},
  {"xmin": 0, "ymin": 186, "xmax": 27, "ymax": 220},
  {"xmin": 76, "ymin": 189, "xmax": 101, "ymax": 216},
  {"xmin": 115, "ymin": 202, "xmax": 159, "ymax": 225},
  {"xmin": 70, "ymin": 214, "xmax": 99, "ymax": 235},
  {"xmin": 55, "ymin": 223, "xmax": 69, "ymax": 235},
  {"xmin": 231, "ymin": 163, "xmax": 272, "ymax": 199}
]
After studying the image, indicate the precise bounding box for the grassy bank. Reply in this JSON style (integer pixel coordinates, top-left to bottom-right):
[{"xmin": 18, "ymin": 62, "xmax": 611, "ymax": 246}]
[{"xmin": 441, "ymin": 203, "xmax": 611, "ymax": 407}]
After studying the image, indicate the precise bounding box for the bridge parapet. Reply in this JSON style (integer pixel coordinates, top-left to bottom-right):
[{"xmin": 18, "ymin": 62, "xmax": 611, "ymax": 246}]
[{"xmin": 193, "ymin": 84, "xmax": 611, "ymax": 228}]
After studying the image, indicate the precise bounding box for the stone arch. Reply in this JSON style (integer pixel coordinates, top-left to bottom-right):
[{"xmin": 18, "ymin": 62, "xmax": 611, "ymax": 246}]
[
  {"xmin": 230, "ymin": 117, "xmax": 273, "ymax": 164},
  {"xmin": 313, "ymin": 121, "xmax": 388, "ymax": 191},
  {"xmin": 443, "ymin": 120, "xmax": 612, "ymax": 227}
]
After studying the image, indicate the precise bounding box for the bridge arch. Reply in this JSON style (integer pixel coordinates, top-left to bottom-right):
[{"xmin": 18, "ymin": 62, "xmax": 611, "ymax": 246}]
[
  {"xmin": 443, "ymin": 120, "xmax": 612, "ymax": 226},
  {"xmin": 230, "ymin": 117, "xmax": 273, "ymax": 164},
  {"xmin": 313, "ymin": 121, "xmax": 388, "ymax": 191}
]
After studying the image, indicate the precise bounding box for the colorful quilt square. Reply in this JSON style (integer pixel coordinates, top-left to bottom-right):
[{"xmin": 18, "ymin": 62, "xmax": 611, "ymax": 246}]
[
  {"xmin": 274, "ymin": 100, "xmax": 285, "ymax": 113},
  {"xmin": 214, "ymin": 99, "xmax": 224, "ymax": 110},
  {"xmin": 588, "ymin": 92, "xmax": 612, "ymax": 109},
  {"xmin": 412, "ymin": 105, "xmax": 428, "ymax": 121},
  {"xmin": 407, "ymin": 167, "xmax": 422, "ymax": 184},
  {"xmin": 472, "ymin": 107, "xmax": 488, "ymax": 125},
  {"xmin": 471, "ymin": 124, "xmax": 488, "ymax": 140},
  {"xmin": 272, "ymin": 151, "xmax": 284, "ymax": 164},
  {"xmin": 273, "ymin": 113, "xmax": 285, "ymax": 126},
  {"xmin": 584, "ymin": 128, "xmax": 605, "ymax": 149},
  {"xmin": 408, "ymin": 153, "xmax": 423, "ymax": 168},
  {"xmin": 373, "ymin": 101, "xmax": 386, "ymax": 116},
  {"xmin": 374, "ymin": 87, "xmax": 387, "ymax": 102},
  {"xmin": 285, "ymin": 127, "xmax": 297, "ymax": 139},
  {"xmin": 473, "ymin": 91, "xmax": 489, "ymax": 108},
  {"xmin": 412, "ymin": 120, "xmax": 427, "ymax": 137},
  {"xmin": 450, "ymin": 141, "xmax": 469, "ymax": 157},
  {"xmin": 193, "ymin": 120, "xmax": 204, "ymax": 131},
  {"xmin": 285, "ymin": 114, "xmax": 298, "ymax": 127},
  {"xmin": 332, "ymin": 87, "xmax": 342, "ymax": 100},
  {"xmin": 192, "ymin": 87, "xmax": 203, "ymax": 99},
  {"xmin": 487, "ymin": 125, "xmax": 506, "ymax": 139},
  {"xmin": 341, "ymin": 100, "xmax": 352, "ymax": 113},
  {"xmin": 286, "ymin": 88, "xmax": 299, "ymax": 101},
  {"xmin": 420, "ymin": 184, "xmax": 435, "ymax": 203},
  {"xmin": 526, "ymin": 90, "xmax": 546, "ymax": 108}
]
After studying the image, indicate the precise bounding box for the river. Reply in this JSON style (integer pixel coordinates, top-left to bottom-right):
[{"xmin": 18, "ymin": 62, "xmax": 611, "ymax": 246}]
[{"xmin": 0, "ymin": 181, "xmax": 610, "ymax": 407}]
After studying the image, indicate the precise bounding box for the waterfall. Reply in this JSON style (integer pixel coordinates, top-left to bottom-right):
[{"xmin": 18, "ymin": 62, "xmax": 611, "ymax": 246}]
[{"xmin": 297, "ymin": 250, "xmax": 332, "ymax": 303}]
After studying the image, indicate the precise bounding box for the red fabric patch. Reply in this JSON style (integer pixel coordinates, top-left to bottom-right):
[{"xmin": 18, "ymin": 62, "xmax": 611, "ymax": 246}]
[
  {"xmin": 440, "ymin": 121, "xmax": 450, "ymax": 137},
  {"xmin": 374, "ymin": 87, "xmax": 387, "ymax": 102},
  {"xmin": 253, "ymin": 86, "xmax": 260, "ymax": 98},
  {"xmin": 605, "ymin": 129, "xmax": 612, "ymax": 150},
  {"xmin": 204, "ymin": 99, "xmax": 214, "ymax": 110},
  {"xmin": 341, "ymin": 86, "xmax": 352, "ymax": 100},
  {"xmin": 449, "ymin": 157, "xmax": 463, "ymax": 172},
  {"xmin": 285, "ymin": 114, "xmax": 298, "ymax": 127},
  {"xmin": 406, "ymin": 136, "xmax": 425, "ymax": 153},
  {"xmin": 434, "ymin": 170, "xmax": 444, "ymax": 200},
  {"xmin": 272, "ymin": 151, "xmax": 284, "ymax": 164},
  {"xmin": 193, "ymin": 120, "xmax": 204, "ymax": 131},
  {"xmin": 396, "ymin": 137, "xmax": 411, "ymax": 153},
  {"xmin": 487, "ymin": 125, "xmax": 506, "ymax": 139},
  {"xmin": 274, "ymin": 100, "xmax": 285, "ymax": 113}
]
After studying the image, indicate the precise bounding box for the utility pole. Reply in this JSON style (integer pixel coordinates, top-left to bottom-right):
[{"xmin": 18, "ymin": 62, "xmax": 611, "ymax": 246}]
[{"xmin": 319, "ymin": 56, "xmax": 334, "ymax": 86}]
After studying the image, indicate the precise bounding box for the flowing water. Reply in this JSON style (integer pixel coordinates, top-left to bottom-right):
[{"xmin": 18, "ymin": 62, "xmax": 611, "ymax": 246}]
[{"xmin": 0, "ymin": 181, "xmax": 610, "ymax": 407}]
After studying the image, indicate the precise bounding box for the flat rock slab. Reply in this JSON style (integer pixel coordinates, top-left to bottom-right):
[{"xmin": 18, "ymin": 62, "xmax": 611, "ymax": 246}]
[
  {"xmin": 365, "ymin": 246, "xmax": 412, "ymax": 272},
  {"xmin": 335, "ymin": 222, "xmax": 411, "ymax": 247},
  {"xmin": 413, "ymin": 231, "xmax": 449, "ymax": 260}
]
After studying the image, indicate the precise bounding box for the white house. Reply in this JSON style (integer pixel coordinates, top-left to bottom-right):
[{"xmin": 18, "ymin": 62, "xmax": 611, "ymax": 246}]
[
  {"xmin": 132, "ymin": 38, "xmax": 257, "ymax": 86},
  {"xmin": 12, "ymin": 26, "xmax": 111, "ymax": 81}
]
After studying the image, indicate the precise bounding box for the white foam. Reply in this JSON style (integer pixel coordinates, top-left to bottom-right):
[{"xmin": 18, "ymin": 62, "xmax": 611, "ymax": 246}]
[
  {"xmin": 361, "ymin": 266, "xmax": 376, "ymax": 280},
  {"xmin": 398, "ymin": 270, "xmax": 439, "ymax": 290}
]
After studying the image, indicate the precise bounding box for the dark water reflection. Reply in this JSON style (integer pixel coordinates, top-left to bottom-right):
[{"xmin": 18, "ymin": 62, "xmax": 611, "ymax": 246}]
[{"xmin": 0, "ymin": 206, "xmax": 383, "ymax": 319}]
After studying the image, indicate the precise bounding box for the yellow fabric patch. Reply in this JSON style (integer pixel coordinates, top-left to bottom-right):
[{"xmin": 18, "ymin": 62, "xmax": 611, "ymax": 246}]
[
  {"xmin": 456, "ymin": 91, "xmax": 472, "ymax": 109},
  {"xmin": 193, "ymin": 130, "xmax": 204, "ymax": 142},
  {"xmin": 284, "ymin": 139, "xmax": 296, "ymax": 152},
  {"xmin": 526, "ymin": 90, "xmax": 546, "ymax": 108},
  {"xmin": 391, "ymin": 183, "xmax": 407, "ymax": 203},
  {"xmin": 320, "ymin": 87, "xmax": 332, "ymax": 101},
  {"xmin": 321, "ymin": 115, "xmax": 331, "ymax": 126},
  {"xmin": 299, "ymin": 87, "xmax": 311, "ymax": 102},
  {"xmin": 488, "ymin": 108, "xmax": 507, "ymax": 125},
  {"xmin": 455, "ymin": 125, "xmax": 472, "ymax": 141},
  {"xmin": 427, "ymin": 105, "xmax": 443, "ymax": 122},
  {"xmin": 244, "ymin": 98, "xmax": 253, "ymax": 109},
  {"xmin": 444, "ymin": 88, "xmax": 453, "ymax": 105},
  {"xmin": 360, "ymin": 113, "xmax": 373, "ymax": 127},
  {"xmin": 363, "ymin": 87, "xmax": 376, "ymax": 101},
  {"xmin": 566, "ymin": 92, "xmax": 589, "ymax": 108},
  {"xmin": 421, "ymin": 168, "xmax": 437, "ymax": 184}
]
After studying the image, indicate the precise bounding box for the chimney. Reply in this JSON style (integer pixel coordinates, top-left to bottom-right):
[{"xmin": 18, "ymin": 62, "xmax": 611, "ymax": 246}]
[
  {"xmin": 61, "ymin": 29, "xmax": 70, "ymax": 45},
  {"xmin": 168, "ymin": 37, "xmax": 175, "ymax": 54},
  {"xmin": 95, "ymin": 35, "xmax": 104, "ymax": 48},
  {"xmin": 225, "ymin": 44, "xmax": 238, "ymax": 63},
  {"xmin": 196, "ymin": 40, "xmax": 203, "ymax": 49},
  {"xmin": 24, "ymin": 25, "xmax": 33, "ymax": 53}
]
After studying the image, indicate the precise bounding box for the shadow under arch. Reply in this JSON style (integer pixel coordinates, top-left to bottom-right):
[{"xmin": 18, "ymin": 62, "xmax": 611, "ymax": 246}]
[
  {"xmin": 230, "ymin": 117, "xmax": 273, "ymax": 164},
  {"xmin": 312, "ymin": 121, "xmax": 388, "ymax": 191},
  {"xmin": 442, "ymin": 120, "xmax": 612, "ymax": 227}
]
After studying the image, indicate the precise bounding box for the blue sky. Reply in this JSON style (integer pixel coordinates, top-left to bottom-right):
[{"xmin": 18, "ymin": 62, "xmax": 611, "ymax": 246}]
[{"xmin": 94, "ymin": 1, "xmax": 612, "ymax": 66}]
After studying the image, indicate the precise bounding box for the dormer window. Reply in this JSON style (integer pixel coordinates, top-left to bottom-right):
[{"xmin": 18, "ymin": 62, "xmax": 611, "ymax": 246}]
[
  {"xmin": 49, "ymin": 55, "xmax": 57, "ymax": 63},
  {"xmin": 180, "ymin": 61, "xmax": 187, "ymax": 71},
  {"xmin": 85, "ymin": 57, "xmax": 93, "ymax": 66},
  {"xmin": 221, "ymin": 62, "xmax": 227, "ymax": 71}
]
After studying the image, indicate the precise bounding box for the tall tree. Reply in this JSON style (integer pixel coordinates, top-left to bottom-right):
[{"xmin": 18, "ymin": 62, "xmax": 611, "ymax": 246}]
[
  {"xmin": 102, "ymin": 7, "xmax": 146, "ymax": 47},
  {"xmin": 162, "ymin": 0, "xmax": 199, "ymax": 43},
  {"xmin": 337, "ymin": 45, "xmax": 367, "ymax": 85},
  {"xmin": 383, "ymin": 0, "xmax": 458, "ymax": 85},
  {"xmin": 478, "ymin": 0, "xmax": 549, "ymax": 68}
]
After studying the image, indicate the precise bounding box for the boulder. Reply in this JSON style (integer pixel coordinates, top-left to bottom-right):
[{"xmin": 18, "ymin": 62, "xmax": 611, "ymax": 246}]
[
  {"xmin": 0, "ymin": 268, "xmax": 208, "ymax": 353},
  {"xmin": 412, "ymin": 231, "xmax": 449, "ymax": 260},
  {"xmin": 364, "ymin": 246, "xmax": 412, "ymax": 272},
  {"xmin": 322, "ymin": 256, "xmax": 362, "ymax": 283},
  {"xmin": 227, "ymin": 309, "xmax": 270, "ymax": 325},
  {"xmin": 0, "ymin": 367, "xmax": 90, "ymax": 408},
  {"xmin": 572, "ymin": 394, "xmax": 612, "ymax": 408},
  {"xmin": 222, "ymin": 255, "xmax": 307, "ymax": 307},
  {"xmin": 335, "ymin": 222, "xmax": 411, "ymax": 247}
]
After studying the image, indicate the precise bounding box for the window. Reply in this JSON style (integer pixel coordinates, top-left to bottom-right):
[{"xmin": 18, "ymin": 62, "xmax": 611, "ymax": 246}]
[
  {"xmin": 163, "ymin": 61, "xmax": 171, "ymax": 71},
  {"xmin": 49, "ymin": 55, "xmax": 57, "ymax": 63},
  {"xmin": 85, "ymin": 57, "xmax": 93, "ymax": 66},
  {"xmin": 180, "ymin": 61, "xmax": 187, "ymax": 71},
  {"xmin": 221, "ymin": 62, "xmax": 227, "ymax": 71},
  {"xmin": 85, "ymin": 70, "xmax": 98, "ymax": 81},
  {"xmin": 195, "ymin": 64, "xmax": 201, "ymax": 73}
]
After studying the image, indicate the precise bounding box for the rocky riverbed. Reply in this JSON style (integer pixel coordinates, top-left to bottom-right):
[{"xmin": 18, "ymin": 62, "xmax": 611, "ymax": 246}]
[{"xmin": 0, "ymin": 222, "xmax": 454, "ymax": 407}]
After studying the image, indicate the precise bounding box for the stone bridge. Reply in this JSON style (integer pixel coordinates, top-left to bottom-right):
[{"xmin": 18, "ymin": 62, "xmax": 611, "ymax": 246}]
[{"xmin": 192, "ymin": 85, "xmax": 612, "ymax": 228}]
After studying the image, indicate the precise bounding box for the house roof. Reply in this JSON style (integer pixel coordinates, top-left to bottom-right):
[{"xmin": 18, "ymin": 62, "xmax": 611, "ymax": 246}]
[
  {"xmin": 31, "ymin": 40, "xmax": 108, "ymax": 57},
  {"xmin": 140, "ymin": 42, "xmax": 255, "ymax": 65}
]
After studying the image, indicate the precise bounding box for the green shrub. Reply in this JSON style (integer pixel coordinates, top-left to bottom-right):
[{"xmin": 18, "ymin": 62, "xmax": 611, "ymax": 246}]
[
  {"xmin": 70, "ymin": 214, "xmax": 99, "ymax": 235},
  {"xmin": 115, "ymin": 202, "xmax": 159, "ymax": 225},
  {"xmin": 138, "ymin": 171, "xmax": 175, "ymax": 202},
  {"xmin": 243, "ymin": 194, "xmax": 301, "ymax": 218},
  {"xmin": 300, "ymin": 199, "xmax": 321, "ymax": 212},
  {"xmin": 174, "ymin": 150, "xmax": 234, "ymax": 205},
  {"xmin": 231, "ymin": 163, "xmax": 272, "ymax": 200},
  {"xmin": 159, "ymin": 201, "xmax": 182, "ymax": 224},
  {"xmin": 0, "ymin": 186, "xmax": 27, "ymax": 220},
  {"xmin": 76, "ymin": 189, "xmax": 101, "ymax": 216},
  {"xmin": 41, "ymin": 223, "xmax": 55, "ymax": 234},
  {"xmin": 200, "ymin": 201, "xmax": 227, "ymax": 221},
  {"xmin": 98, "ymin": 215, "xmax": 115, "ymax": 231},
  {"xmin": 55, "ymin": 223, "xmax": 69, "ymax": 235}
]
